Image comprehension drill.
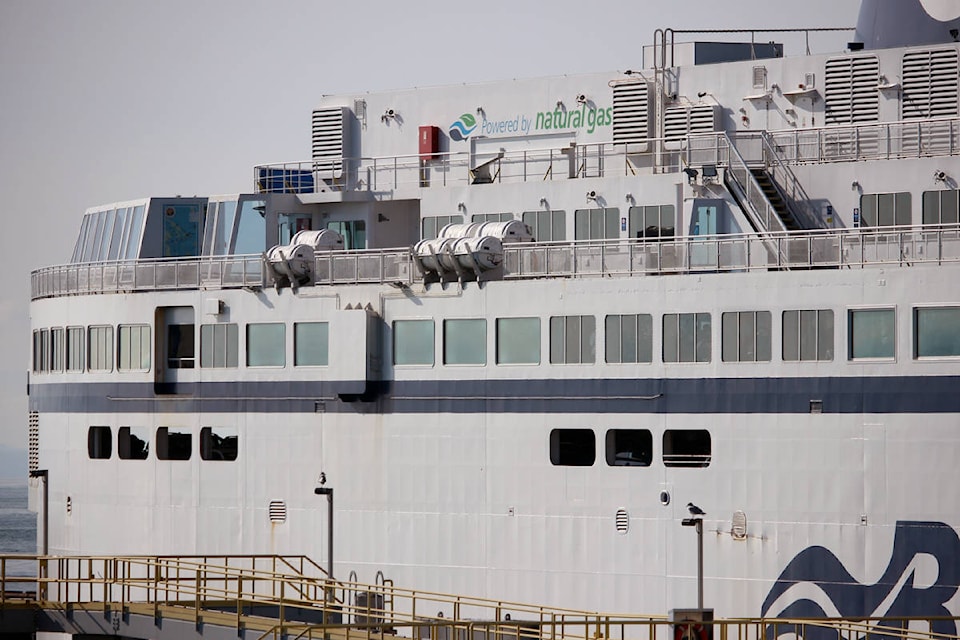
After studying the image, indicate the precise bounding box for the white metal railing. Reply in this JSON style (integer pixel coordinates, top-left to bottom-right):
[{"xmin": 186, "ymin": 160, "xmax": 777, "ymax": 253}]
[
  {"xmin": 758, "ymin": 131, "xmax": 823, "ymax": 229},
  {"xmin": 720, "ymin": 134, "xmax": 789, "ymax": 234},
  {"xmin": 30, "ymin": 225, "xmax": 960, "ymax": 300},
  {"xmin": 255, "ymin": 142, "xmax": 684, "ymax": 194}
]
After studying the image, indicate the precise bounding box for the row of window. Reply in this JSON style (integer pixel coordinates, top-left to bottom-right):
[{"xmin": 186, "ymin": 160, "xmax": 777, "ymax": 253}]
[
  {"xmin": 552, "ymin": 428, "xmax": 710, "ymax": 468},
  {"xmin": 87, "ymin": 426, "xmax": 237, "ymax": 461},
  {"xmin": 421, "ymin": 206, "xmax": 676, "ymax": 242},
  {"xmin": 31, "ymin": 306, "xmax": 960, "ymax": 374},
  {"xmin": 860, "ymin": 190, "xmax": 960, "ymax": 227}
]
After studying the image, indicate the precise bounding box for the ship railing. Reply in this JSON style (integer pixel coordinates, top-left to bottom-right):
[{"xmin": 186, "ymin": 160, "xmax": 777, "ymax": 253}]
[
  {"xmin": 30, "ymin": 254, "xmax": 265, "ymax": 300},
  {"xmin": 254, "ymin": 142, "xmax": 683, "ymax": 194}
]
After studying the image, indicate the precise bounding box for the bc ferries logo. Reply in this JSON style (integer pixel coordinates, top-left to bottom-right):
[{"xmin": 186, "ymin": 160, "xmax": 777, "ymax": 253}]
[
  {"xmin": 449, "ymin": 113, "xmax": 478, "ymax": 141},
  {"xmin": 762, "ymin": 521, "xmax": 960, "ymax": 639}
]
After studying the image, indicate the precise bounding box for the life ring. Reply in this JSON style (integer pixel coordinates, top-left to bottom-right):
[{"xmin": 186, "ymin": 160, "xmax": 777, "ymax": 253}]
[{"xmin": 674, "ymin": 622, "xmax": 709, "ymax": 640}]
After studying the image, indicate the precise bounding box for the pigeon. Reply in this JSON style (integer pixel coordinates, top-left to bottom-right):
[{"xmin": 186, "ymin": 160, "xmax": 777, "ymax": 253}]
[{"xmin": 687, "ymin": 502, "xmax": 706, "ymax": 517}]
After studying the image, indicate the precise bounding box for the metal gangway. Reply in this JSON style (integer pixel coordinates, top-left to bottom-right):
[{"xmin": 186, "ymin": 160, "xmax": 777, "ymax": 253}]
[{"xmin": 1, "ymin": 554, "xmax": 959, "ymax": 640}]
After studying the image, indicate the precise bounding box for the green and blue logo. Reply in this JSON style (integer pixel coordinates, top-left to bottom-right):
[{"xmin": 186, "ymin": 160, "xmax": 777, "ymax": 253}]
[{"xmin": 449, "ymin": 113, "xmax": 478, "ymax": 141}]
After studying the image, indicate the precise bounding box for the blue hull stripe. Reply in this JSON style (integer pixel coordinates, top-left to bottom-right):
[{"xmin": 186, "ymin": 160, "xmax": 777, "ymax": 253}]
[{"xmin": 26, "ymin": 376, "xmax": 960, "ymax": 414}]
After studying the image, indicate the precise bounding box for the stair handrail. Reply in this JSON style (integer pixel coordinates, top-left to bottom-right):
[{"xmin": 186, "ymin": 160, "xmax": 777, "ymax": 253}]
[
  {"xmin": 759, "ymin": 130, "xmax": 824, "ymax": 229},
  {"xmin": 721, "ymin": 133, "xmax": 789, "ymax": 234}
]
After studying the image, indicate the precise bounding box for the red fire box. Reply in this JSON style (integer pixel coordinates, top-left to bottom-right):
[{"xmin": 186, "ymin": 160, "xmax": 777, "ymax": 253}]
[{"xmin": 419, "ymin": 125, "xmax": 441, "ymax": 160}]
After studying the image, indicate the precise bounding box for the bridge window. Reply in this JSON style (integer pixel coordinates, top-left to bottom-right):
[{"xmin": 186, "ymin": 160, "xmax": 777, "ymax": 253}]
[
  {"xmin": 421, "ymin": 215, "xmax": 463, "ymax": 240},
  {"xmin": 522, "ymin": 210, "xmax": 565, "ymax": 242},
  {"xmin": 606, "ymin": 429, "xmax": 652, "ymax": 467},
  {"xmin": 118, "ymin": 324, "xmax": 151, "ymax": 371},
  {"xmin": 233, "ymin": 199, "xmax": 266, "ymax": 255},
  {"xmin": 393, "ymin": 319, "xmax": 434, "ymax": 366},
  {"xmin": 202, "ymin": 200, "xmax": 238, "ymax": 256},
  {"xmin": 201, "ymin": 323, "xmax": 239, "ymax": 368},
  {"xmin": 628, "ymin": 205, "xmax": 675, "ymax": 240},
  {"xmin": 156, "ymin": 427, "xmax": 192, "ymax": 461},
  {"xmin": 327, "ymin": 220, "xmax": 366, "ymax": 250},
  {"xmin": 200, "ymin": 427, "xmax": 238, "ymax": 461},
  {"xmin": 66, "ymin": 326, "xmax": 85, "ymax": 372},
  {"xmin": 922, "ymin": 190, "xmax": 959, "ymax": 225},
  {"xmin": 783, "ymin": 310, "xmax": 834, "ymax": 361},
  {"xmin": 860, "ymin": 193, "xmax": 911, "ymax": 227},
  {"xmin": 294, "ymin": 322, "xmax": 329, "ymax": 366},
  {"xmin": 443, "ymin": 319, "xmax": 486, "ymax": 365},
  {"xmin": 118, "ymin": 426, "xmax": 149, "ymax": 460},
  {"xmin": 914, "ymin": 307, "xmax": 960, "ymax": 358},
  {"xmin": 550, "ymin": 315, "xmax": 596, "ymax": 364},
  {"xmin": 88, "ymin": 325, "xmax": 114, "ymax": 372},
  {"xmin": 722, "ymin": 311, "xmax": 771, "ymax": 362},
  {"xmin": 87, "ymin": 426, "xmax": 111, "ymax": 460},
  {"xmin": 575, "ymin": 208, "xmax": 620, "ymax": 240},
  {"xmin": 849, "ymin": 308, "xmax": 896, "ymax": 359},
  {"xmin": 247, "ymin": 323, "xmax": 285, "ymax": 367},
  {"xmin": 31, "ymin": 330, "xmax": 42, "ymax": 373},
  {"xmin": 606, "ymin": 314, "xmax": 653, "ymax": 364},
  {"xmin": 550, "ymin": 429, "xmax": 595, "ymax": 466},
  {"xmin": 663, "ymin": 313, "xmax": 711, "ymax": 363},
  {"xmin": 663, "ymin": 429, "xmax": 711, "ymax": 468},
  {"xmin": 496, "ymin": 317, "xmax": 540, "ymax": 365}
]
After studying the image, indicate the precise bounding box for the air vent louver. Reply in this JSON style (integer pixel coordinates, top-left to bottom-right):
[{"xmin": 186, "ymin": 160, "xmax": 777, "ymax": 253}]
[
  {"xmin": 824, "ymin": 56, "xmax": 880, "ymax": 124},
  {"xmin": 664, "ymin": 104, "xmax": 719, "ymax": 148},
  {"xmin": 28, "ymin": 412, "xmax": 39, "ymax": 472},
  {"xmin": 615, "ymin": 508, "xmax": 630, "ymax": 534},
  {"xmin": 902, "ymin": 49, "xmax": 959, "ymax": 119},
  {"xmin": 312, "ymin": 107, "xmax": 348, "ymax": 178},
  {"xmin": 268, "ymin": 500, "xmax": 287, "ymax": 523},
  {"xmin": 732, "ymin": 510, "xmax": 747, "ymax": 540},
  {"xmin": 612, "ymin": 81, "xmax": 652, "ymax": 148}
]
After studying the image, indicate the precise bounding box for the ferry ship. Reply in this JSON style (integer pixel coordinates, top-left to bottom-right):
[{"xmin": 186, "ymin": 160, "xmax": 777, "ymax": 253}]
[{"xmin": 25, "ymin": 0, "xmax": 960, "ymax": 628}]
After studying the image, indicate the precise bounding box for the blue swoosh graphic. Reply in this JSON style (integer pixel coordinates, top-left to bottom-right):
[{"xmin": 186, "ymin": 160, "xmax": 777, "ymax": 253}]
[{"xmin": 449, "ymin": 120, "xmax": 477, "ymax": 141}]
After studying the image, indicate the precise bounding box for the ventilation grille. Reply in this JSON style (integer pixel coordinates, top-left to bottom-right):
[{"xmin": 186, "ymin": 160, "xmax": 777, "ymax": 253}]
[
  {"xmin": 268, "ymin": 500, "xmax": 287, "ymax": 524},
  {"xmin": 615, "ymin": 509, "xmax": 630, "ymax": 534},
  {"xmin": 664, "ymin": 104, "xmax": 719, "ymax": 147},
  {"xmin": 612, "ymin": 81, "xmax": 652, "ymax": 147},
  {"xmin": 753, "ymin": 66, "xmax": 768, "ymax": 90},
  {"xmin": 732, "ymin": 510, "xmax": 747, "ymax": 540},
  {"xmin": 902, "ymin": 49, "xmax": 959, "ymax": 120},
  {"xmin": 824, "ymin": 56, "xmax": 880, "ymax": 124},
  {"xmin": 28, "ymin": 412, "xmax": 39, "ymax": 472},
  {"xmin": 312, "ymin": 107, "xmax": 348, "ymax": 177}
]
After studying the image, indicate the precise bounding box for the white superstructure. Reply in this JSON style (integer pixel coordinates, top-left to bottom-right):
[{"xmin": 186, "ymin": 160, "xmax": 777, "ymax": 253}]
[{"xmin": 26, "ymin": 0, "xmax": 960, "ymax": 631}]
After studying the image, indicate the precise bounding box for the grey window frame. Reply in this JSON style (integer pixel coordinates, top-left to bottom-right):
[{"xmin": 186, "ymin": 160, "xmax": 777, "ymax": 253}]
[
  {"xmin": 605, "ymin": 429, "xmax": 653, "ymax": 467},
  {"xmin": 495, "ymin": 317, "xmax": 541, "ymax": 365},
  {"xmin": 66, "ymin": 326, "xmax": 85, "ymax": 372},
  {"xmin": 859, "ymin": 192, "xmax": 911, "ymax": 227},
  {"xmin": 117, "ymin": 324, "xmax": 151, "ymax": 372},
  {"xmin": 246, "ymin": 322, "xmax": 286, "ymax": 367},
  {"xmin": 662, "ymin": 313, "xmax": 711, "ymax": 363},
  {"xmin": 393, "ymin": 319, "xmax": 435, "ymax": 366},
  {"xmin": 421, "ymin": 215, "xmax": 464, "ymax": 240},
  {"xmin": 549, "ymin": 315, "xmax": 596, "ymax": 364},
  {"xmin": 522, "ymin": 210, "xmax": 566, "ymax": 242},
  {"xmin": 662, "ymin": 429, "xmax": 712, "ymax": 468},
  {"xmin": 549, "ymin": 428, "xmax": 596, "ymax": 466},
  {"xmin": 605, "ymin": 314, "xmax": 653, "ymax": 364},
  {"xmin": 88, "ymin": 325, "xmax": 114, "ymax": 372},
  {"xmin": 472, "ymin": 212, "xmax": 513, "ymax": 224},
  {"xmin": 628, "ymin": 205, "xmax": 676, "ymax": 239},
  {"xmin": 721, "ymin": 311, "xmax": 772, "ymax": 363},
  {"xmin": 783, "ymin": 309, "xmax": 834, "ymax": 362},
  {"xmin": 922, "ymin": 189, "xmax": 960, "ymax": 225},
  {"xmin": 848, "ymin": 308, "xmax": 897, "ymax": 360},
  {"xmin": 574, "ymin": 208, "xmax": 620, "ymax": 240},
  {"xmin": 443, "ymin": 318, "xmax": 487, "ymax": 366},
  {"xmin": 914, "ymin": 306, "xmax": 960, "ymax": 358},
  {"xmin": 200, "ymin": 323, "xmax": 239, "ymax": 368},
  {"xmin": 294, "ymin": 322, "xmax": 330, "ymax": 367}
]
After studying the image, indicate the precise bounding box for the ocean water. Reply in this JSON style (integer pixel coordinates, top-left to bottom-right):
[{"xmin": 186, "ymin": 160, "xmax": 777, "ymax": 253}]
[{"xmin": 0, "ymin": 483, "xmax": 37, "ymax": 581}]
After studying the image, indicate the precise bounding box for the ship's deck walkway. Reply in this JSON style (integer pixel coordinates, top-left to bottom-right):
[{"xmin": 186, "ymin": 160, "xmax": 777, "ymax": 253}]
[{"xmin": 0, "ymin": 554, "xmax": 957, "ymax": 640}]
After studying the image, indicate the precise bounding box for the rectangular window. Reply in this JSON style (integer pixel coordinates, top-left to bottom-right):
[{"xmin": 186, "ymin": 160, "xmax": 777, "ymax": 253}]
[
  {"xmin": 167, "ymin": 324, "xmax": 195, "ymax": 369},
  {"xmin": 421, "ymin": 215, "xmax": 463, "ymax": 240},
  {"xmin": 200, "ymin": 323, "xmax": 239, "ymax": 368},
  {"xmin": 522, "ymin": 210, "xmax": 566, "ymax": 242},
  {"xmin": 575, "ymin": 208, "xmax": 620, "ymax": 240},
  {"xmin": 783, "ymin": 310, "xmax": 834, "ymax": 361},
  {"xmin": 50, "ymin": 327, "xmax": 64, "ymax": 372},
  {"xmin": 849, "ymin": 308, "xmax": 896, "ymax": 359},
  {"xmin": 549, "ymin": 315, "xmax": 596, "ymax": 364},
  {"xmin": 472, "ymin": 213, "xmax": 513, "ymax": 224},
  {"xmin": 393, "ymin": 319, "xmax": 435, "ymax": 366},
  {"xmin": 663, "ymin": 313, "xmax": 711, "ymax": 363},
  {"xmin": 200, "ymin": 427, "xmax": 238, "ymax": 461},
  {"xmin": 32, "ymin": 330, "xmax": 41, "ymax": 373},
  {"xmin": 549, "ymin": 428, "xmax": 595, "ymax": 466},
  {"xmin": 859, "ymin": 193, "xmax": 911, "ymax": 227},
  {"xmin": 496, "ymin": 317, "xmax": 540, "ymax": 364},
  {"xmin": 605, "ymin": 429, "xmax": 652, "ymax": 467},
  {"xmin": 87, "ymin": 426, "xmax": 112, "ymax": 460},
  {"xmin": 915, "ymin": 307, "xmax": 960, "ymax": 358},
  {"xmin": 118, "ymin": 324, "xmax": 151, "ymax": 371},
  {"xmin": 722, "ymin": 311, "xmax": 771, "ymax": 362},
  {"xmin": 66, "ymin": 326, "xmax": 85, "ymax": 372},
  {"xmin": 922, "ymin": 189, "xmax": 960, "ymax": 225},
  {"xmin": 38, "ymin": 328, "xmax": 50, "ymax": 372},
  {"xmin": 663, "ymin": 429, "xmax": 711, "ymax": 468},
  {"xmin": 294, "ymin": 322, "xmax": 329, "ymax": 366},
  {"xmin": 443, "ymin": 319, "xmax": 486, "ymax": 365},
  {"xmin": 247, "ymin": 323, "xmax": 285, "ymax": 367},
  {"xmin": 605, "ymin": 314, "xmax": 653, "ymax": 364},
  {"xmin": 326, "ymin": 220, "xmax": 366, "ymax": 250},
  {"xmin": 118, "ymin": 426, "xmax": 149, "ymax": 460},
  {"xmin": 156, "ymin": 427, "xmax": 192, "ymax": 461},
  {"xmin": 628, "ymin": 205, "xmax": 676, "ymax": 239},
  {"xmin": 88, "ymin": 325, "xmax": 114, "ymax": 372}
]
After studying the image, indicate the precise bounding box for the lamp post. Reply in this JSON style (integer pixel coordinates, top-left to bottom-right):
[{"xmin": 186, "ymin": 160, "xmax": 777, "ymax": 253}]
[
  {"xmin": 681, "ymin": 516, "xmax": 704, "ymax": 609},
  {"xmin": 314, "ymin": 485, "xmax": 334, "ymax": 580}
]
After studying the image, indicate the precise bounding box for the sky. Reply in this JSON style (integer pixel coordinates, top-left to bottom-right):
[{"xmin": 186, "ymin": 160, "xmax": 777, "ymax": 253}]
[{"xmin": 0, "ymin": 0, "xmax": 860, "ymax": 449}]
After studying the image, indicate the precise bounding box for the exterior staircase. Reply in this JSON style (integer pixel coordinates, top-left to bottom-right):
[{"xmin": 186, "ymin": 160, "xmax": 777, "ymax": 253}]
[{"xmin": 749, "ymin": 168, "xmax": 802, "ymax": 231}]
